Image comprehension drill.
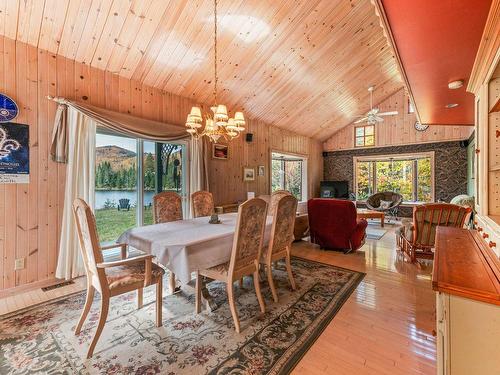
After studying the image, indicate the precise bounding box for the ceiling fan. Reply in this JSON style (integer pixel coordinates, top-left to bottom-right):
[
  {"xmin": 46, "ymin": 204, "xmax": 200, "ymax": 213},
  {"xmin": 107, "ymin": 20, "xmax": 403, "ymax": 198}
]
[{"xmin": 354, "ymin": 86, "xmax": 398, "ymax": 125}]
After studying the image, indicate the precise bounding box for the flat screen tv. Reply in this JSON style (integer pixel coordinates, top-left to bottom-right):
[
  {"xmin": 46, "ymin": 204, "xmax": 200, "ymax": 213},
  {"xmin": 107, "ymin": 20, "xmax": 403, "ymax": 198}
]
[{"xmin": 320, "ymin": 181, "xmax": 349, "ymax": 199}]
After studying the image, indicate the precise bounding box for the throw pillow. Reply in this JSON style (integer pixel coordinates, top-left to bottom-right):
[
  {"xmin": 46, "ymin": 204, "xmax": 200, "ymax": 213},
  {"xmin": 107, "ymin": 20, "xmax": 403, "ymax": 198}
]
[{"xmin": 379, "ymin": 200, "xmax": 392, "ymax": 209}]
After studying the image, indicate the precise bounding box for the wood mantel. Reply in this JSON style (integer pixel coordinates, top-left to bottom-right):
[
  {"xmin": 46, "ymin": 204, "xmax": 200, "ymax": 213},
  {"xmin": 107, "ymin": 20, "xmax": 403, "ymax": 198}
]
[{"xmin": 432, "ymin": 227, "xmax": 500, "ymax": 306}]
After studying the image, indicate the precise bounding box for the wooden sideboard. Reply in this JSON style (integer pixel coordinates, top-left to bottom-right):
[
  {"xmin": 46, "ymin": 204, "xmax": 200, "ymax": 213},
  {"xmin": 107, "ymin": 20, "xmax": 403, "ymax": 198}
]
[{"xmin": 432, "ymin": 227, "xmax": 500, "ymax": 375}]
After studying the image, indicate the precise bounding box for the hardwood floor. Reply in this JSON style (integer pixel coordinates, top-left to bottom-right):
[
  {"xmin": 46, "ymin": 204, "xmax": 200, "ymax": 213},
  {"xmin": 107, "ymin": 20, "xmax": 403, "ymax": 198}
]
[
  {"xmin": 292, "ymin": 223, "xmax": 436, "ymax": 375},
  {"xmin": 0, "ymin": 222, "xmax": 436, "ymax": 374}
]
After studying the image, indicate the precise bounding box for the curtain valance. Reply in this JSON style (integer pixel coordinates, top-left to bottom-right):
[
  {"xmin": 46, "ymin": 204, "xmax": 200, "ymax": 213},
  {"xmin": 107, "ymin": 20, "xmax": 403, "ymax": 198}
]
[{"xmin": 49, "ymin": 97, "xmax": 189, "ymax": 163}]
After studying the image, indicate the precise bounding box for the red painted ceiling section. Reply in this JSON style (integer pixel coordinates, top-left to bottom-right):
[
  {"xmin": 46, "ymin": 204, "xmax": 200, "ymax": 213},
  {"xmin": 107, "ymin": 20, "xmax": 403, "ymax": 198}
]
[{"xmin": 381, "ymin": 0, "xmax": 491, "ymax": 125}]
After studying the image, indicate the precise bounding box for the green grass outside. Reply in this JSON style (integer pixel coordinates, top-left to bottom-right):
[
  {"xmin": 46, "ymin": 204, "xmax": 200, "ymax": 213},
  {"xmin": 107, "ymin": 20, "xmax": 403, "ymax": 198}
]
[{"xmin": 95, "ymin": 206, "xmax": 153, "ymax": 243}]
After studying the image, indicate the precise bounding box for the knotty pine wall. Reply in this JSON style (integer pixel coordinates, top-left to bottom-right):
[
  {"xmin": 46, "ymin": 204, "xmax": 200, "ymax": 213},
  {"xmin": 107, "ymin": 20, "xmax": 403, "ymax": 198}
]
[
  {"xmin": 323, "ymin": 88, "xmax": 474, "ymax": 151},
  {"xmin": 0, "ymin": 37, "xmax": 322, "ymax": 293}
]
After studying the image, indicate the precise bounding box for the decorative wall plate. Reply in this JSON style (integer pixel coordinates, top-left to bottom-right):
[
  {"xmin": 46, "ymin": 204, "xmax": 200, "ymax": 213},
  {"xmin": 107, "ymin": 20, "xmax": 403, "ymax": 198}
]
[
  {"xmin": 414, "ymin": 121, "xmax": 429, "ymax": 132},
  {"xmin": 0, "ymin": 94, "xmax": 18, "ymax": 122}
]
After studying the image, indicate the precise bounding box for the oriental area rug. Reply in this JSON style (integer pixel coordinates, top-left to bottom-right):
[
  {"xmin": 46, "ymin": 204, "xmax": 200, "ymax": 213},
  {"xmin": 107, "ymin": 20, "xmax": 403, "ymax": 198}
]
[{"xmin": 0, "ymin": 258, "xmax": 364, "ymax": 375}]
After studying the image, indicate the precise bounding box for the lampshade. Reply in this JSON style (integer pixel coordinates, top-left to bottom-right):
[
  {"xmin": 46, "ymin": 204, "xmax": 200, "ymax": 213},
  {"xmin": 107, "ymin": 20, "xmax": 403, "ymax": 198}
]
[
  {"xmin": 226, "ymin": 118, "xmax": 237, "ymax": 131},
  {"xmin": 215, "ymin": 104, "xmax": 228, "ymax": 121},
  {"xmin": 234, "ymin": 111, "xmax": 245, "ymax": 122},
  {"xmin": 189, "ymin": 106, "xmax": 202, "ymax": 121}
]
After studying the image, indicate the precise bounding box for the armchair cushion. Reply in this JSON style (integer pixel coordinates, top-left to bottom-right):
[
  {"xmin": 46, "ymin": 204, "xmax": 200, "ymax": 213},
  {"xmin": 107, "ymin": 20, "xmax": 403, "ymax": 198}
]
[
  {"xmin": 307, "ymin": 198, "xmax": 367, "ymax": 252},
  {"xmin": 105, "ymin": 262, "xmax": 164, "ymax": 290}
]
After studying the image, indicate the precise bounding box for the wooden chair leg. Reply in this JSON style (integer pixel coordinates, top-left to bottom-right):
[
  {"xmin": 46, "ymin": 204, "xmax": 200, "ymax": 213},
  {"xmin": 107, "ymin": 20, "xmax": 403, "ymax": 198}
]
[
  {"xmin": 227, "ymin": 281, "xmax": 240, "ymax": 333},
  {"xmin": 75, "ymin": 283, "xmax": 95, "ymax": 335},
  {"xmin": 253, "ymin": 271, "xmax": 266, "ymax": 314},
  {"xmin": 195, "ymin": 272, "xmax": 201, "ymax": 314},
  {"xmin": 169, "ymin": 272, "xmax": 176, "ymax": 295},
  {"xmin": 156, "ymin": 278, "xmax": 163, "ymax": 327},
  {"xmin": 285, "ymin": 254, "xmax": 296, "ymax": 290},
  {"xmin": 137, "ymin": 288, "xmax": 143, "ymax": 309},
  {"xmin": 266, "ymin": 263, "xmax": 278, "ymax": 303},
  {"xmin": 87, "ymin": 295, "xmax": 109, "ymax": 359}
]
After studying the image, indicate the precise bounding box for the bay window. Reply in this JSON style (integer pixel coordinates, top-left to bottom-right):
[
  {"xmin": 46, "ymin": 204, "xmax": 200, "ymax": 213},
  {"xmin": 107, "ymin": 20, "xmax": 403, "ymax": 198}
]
[{"xmin": 354, "ymin": 152, "xmax": 434, "ymax": 203}]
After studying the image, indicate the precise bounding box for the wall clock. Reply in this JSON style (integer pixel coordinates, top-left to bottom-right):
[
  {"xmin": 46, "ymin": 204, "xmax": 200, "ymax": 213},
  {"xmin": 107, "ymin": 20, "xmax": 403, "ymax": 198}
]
[
  {"xmin": 0, "ymin": 94, "xmax": 19, "ymax": 122},
  {"xmin": 414, "ymin": 121, "xmax": 429, "ymax": 132}
]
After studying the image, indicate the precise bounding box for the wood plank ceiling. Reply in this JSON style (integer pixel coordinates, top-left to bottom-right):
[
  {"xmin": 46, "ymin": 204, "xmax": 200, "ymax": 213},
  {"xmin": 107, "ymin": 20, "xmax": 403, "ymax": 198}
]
[{"xmin": 0, "ymin": 0, "xmax": 403, "ymax": 140}]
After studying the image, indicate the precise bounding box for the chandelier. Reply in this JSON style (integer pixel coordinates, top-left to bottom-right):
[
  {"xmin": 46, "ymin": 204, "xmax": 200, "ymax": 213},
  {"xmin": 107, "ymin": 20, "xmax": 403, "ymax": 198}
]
[{"xmin": 185, "ymin": 0, "xmax": 245, "ymax": 142}]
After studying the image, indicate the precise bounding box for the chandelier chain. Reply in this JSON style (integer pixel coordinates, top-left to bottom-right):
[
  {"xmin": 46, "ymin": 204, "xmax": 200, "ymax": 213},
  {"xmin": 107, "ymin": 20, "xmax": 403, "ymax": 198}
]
[{"xmin": 213, "ymin": 0, "xmax": 218, "ymax": 106}]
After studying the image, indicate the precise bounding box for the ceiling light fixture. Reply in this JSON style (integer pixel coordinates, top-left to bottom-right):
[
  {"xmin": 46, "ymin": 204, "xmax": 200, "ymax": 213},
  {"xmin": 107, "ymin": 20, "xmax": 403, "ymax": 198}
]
[
  {"xmin": 185, "ymin": 0, "xmax": 245, "ymax": 142},
  {"xmin": 445, "ymin": 103, "xmax": 459, "ymax": 108},
  {"xmin": 448, "ymin": 80, "xmax": 464, "ymax": 90}
]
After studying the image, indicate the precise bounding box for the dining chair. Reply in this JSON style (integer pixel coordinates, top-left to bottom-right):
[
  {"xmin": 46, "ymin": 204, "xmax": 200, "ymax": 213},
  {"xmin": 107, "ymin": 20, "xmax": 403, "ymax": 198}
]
[
  {"xmin": 153, "ymin": 191, "xmax": 183, "ymax": 223},
  {"xmin": 261, "ymin": 194, "xmax": 298, "ymax": 302},
  {"xmin": 195, "ymin": 197, "xmax": 268, "ymax": 333},
  {"xmin": 191, "ymin": 190, "xmax": 215, "ymax": 218},
  {"xmin": 72, "ymin": 199, "xmax": 164, "ymax": 358},
  {"xmin": 270, "ymin": 190, "xmax": 292, "ymax": 215}
]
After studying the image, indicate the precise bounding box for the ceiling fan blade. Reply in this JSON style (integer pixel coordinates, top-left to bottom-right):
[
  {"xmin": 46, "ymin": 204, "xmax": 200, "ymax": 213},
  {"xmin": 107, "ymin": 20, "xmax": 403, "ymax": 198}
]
[
  {"xmin": 378, "ymin": 111, "xmax": 399, "ymax": 116},
  {"xmin": 371, "ymin": 108, "xmax": 380, "ymax": 114},
  {"xmin": 354, "ymin": 117, "xmax": 367, "ymax": 124},
  {"xmin": 374, "ymin": 116, "xmax": 384, "ymax": 122}
]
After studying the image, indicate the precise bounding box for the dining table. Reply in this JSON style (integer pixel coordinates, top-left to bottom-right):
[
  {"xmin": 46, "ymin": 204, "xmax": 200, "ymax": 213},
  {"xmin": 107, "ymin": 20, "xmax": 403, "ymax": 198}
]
[{"xmin": 117, "ymin": 212, "xmax": 274, "ymax": 311}]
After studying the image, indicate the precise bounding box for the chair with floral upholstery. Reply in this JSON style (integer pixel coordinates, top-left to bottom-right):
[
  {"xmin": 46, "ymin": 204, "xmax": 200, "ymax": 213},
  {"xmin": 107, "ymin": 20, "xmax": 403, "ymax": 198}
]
[
  {"xmin": 195, "ymin": 197, "xmax": 268, "ymax": 333},
  {"xmin": 270, "ymin": 190, "xmax": 292, "ymax": 215},
  {"xmin": 153, "ymin": 191, "xmax": 183, "ymax": 223},
  {"xmin": 191, "ymin": 190, "xmax": 215, "ymax": 218},
  {"xmin": 72, "ymin": 199, "xmax": 164, "ymax": 358},
  {"xmin": 260, "ymin": 194, "xmax": 298, "ymax": 303}
]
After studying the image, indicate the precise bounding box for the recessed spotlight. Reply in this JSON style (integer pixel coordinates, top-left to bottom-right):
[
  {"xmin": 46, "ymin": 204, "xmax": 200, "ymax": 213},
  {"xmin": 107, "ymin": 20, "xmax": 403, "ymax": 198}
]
[
  {"xmin": 445, "ymin": 103, "xmax": 459, "ymax": 108},
  {"xmin": 448, "ymin": 80, "xmax": 464, "ymax": 89}
]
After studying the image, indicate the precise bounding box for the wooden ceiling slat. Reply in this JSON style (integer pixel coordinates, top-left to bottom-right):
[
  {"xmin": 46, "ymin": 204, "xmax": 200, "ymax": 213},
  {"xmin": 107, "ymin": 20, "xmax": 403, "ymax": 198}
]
[
  {"xmin": 105, "ymin": 0, "xmax": 153, "ymax": 73},
  {"xmin": 90, "ymin": 0, "xmax": 133, "ymax": 70},
  {"xmin": 129, "ymin": 0, "xmax": 190, "ymax": 83},
  {"xmin": 0, "ymin": 0, "xmax": 405, "ymax": 140},
  {"xmin": 118, "ymin": 0, "xmax": 173, "ymax": 79},
  {"xmin": 38, "ymin": 0, "xmax": 70, "ymax": 54},
  {"xmin": 74, "ymin": 0, "xmax": 114, "ymax": 64}
]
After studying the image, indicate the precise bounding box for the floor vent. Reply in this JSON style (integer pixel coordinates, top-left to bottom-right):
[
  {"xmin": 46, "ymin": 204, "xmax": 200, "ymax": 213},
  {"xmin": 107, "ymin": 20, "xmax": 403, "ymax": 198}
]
[{"xmin": 42, "ymin": 280, "xmax": 74, "ymax": 292}]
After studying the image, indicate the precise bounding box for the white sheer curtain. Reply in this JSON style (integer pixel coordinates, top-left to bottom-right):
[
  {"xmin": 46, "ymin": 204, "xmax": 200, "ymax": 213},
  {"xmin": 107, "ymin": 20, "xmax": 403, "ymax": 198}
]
[
  {"xmin": 189, "ymin": 137, "xmax": 209, "ymax": 218},
  {"xmin": 55, "ymin": 107, "xmax": 96, "ymax": 280}
]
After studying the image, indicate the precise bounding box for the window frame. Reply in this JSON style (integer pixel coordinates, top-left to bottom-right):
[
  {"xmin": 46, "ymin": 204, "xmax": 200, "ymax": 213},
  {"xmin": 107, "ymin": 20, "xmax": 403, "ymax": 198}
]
[
  {"xmin": 95, "ymin": 128, "xmax": 190, "ymax": 231},
  {"xmin": 270, "ymin": 151, "xmax": 308, "ymax": 203},
  {"xmin": 353, "ymin": 151, "xmax": 435, "ymax": 203},
  {"xmin": 354, "ymin": 124, "xmax": 375, "ymax": 148}
]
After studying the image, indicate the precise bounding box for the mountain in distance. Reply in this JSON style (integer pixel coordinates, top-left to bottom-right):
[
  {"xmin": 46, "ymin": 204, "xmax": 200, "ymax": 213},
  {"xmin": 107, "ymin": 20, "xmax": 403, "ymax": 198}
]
[{"xmin": 96, "ymin": 145, "xmax": 137, "ymax": 171}]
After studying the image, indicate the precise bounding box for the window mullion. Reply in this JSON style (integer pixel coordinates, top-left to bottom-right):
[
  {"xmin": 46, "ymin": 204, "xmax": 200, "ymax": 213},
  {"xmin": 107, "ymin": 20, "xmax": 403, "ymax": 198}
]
[{"xmin": 137, "ymin": 139, "xmax": 144, "ymax": 226}]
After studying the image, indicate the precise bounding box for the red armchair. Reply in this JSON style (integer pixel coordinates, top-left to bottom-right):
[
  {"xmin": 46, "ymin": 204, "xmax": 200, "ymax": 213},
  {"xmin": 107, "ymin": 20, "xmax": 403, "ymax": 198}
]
[{"xmin": 307, "ymin": 198, "xmax": 367, "ymax": 253}]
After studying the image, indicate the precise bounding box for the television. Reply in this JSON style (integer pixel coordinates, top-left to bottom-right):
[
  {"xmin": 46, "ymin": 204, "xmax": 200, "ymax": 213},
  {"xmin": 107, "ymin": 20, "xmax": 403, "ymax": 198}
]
[{"xmin": 320, "ymin": 181, "xmax": 349, "ymax": 199}]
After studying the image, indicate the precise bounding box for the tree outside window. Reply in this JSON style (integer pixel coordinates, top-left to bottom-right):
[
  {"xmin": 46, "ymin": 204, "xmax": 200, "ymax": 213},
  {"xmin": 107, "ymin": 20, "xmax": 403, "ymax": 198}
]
[{"xmin": 355, "ymin": 154, "xmax": 433, "ymax": 202}]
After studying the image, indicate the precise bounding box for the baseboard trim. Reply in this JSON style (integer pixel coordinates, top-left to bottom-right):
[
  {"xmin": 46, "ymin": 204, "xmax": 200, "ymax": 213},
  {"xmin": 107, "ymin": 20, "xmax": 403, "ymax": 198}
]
[{"xmin": 0, "ymin": 278, "xmax": 64, "ymax": 299}]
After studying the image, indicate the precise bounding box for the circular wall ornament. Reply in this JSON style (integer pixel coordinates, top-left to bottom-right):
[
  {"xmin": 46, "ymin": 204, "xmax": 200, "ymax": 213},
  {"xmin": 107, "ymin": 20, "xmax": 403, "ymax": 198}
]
[
  {"xmin": 414, "ymin": 121, "xmax": 429, "ymax": 132},
  {"xmin": 0, "ymin": 94, "xmax": 19, "ymax": 122}
]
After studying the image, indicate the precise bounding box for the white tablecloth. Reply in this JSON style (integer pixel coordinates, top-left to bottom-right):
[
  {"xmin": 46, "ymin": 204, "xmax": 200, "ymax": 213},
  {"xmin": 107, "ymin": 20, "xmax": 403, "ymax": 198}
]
[{"xmin": 117, "ymin": 213, "xmax": 273, "ymax": 283}]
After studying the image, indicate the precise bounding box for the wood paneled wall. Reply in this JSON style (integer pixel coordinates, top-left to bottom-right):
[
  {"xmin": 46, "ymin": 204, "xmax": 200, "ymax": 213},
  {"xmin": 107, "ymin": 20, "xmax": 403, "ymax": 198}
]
[
  {"xmin": 0, "ymin": 37, "xmax": 322, "ymax": 293},
  {"xmin": 323, "ymin": 88, "xmax": 474, "ymax": 151}
]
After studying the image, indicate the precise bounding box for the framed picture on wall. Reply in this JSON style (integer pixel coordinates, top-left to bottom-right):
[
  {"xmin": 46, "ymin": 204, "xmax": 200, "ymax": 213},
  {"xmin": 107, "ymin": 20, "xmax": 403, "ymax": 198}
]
[
  {"xmin": 243, "ymin": 167, "xmax": 255, "ymax": 181},
  {"xmin": 258, "ymin": 165, "xmax": 265, "ymax": 176},
  {"xmin": 0, "ymin": 122, "xmax": 29, "ymax": 183},
  {"xmin": 212, "ymin": 143, "xmax": 229, "ymax": 160}
]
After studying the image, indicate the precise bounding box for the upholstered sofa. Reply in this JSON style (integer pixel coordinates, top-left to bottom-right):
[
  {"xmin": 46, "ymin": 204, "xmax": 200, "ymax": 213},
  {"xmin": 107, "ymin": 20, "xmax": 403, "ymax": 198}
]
[{"xmin": 307, "ymin": 198, "xmax": 367, "ymax": 253}]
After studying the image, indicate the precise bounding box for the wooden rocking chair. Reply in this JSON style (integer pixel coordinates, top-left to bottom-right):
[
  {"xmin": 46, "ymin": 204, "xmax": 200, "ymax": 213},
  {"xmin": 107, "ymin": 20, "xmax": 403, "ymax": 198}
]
[{"xmin": 397, "ymin": 203, "xmax": 472, "ymax": 262}]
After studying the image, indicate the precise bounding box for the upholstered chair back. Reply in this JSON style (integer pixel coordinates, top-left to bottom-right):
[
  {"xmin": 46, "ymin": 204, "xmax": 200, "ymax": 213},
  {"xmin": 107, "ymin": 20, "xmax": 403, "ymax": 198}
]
[
  {"xmin": 153, "ymin": 191, "xmax": 183, "ymax": 223},
  {"xmin": 269, "ymin": 195, "xmax": 298, "ymax": 256},
  {"xmin": 191, "ymin": 191, "xmax": 215, "ymax": 218},
  {"xmin": 412, "ymin": 203, "xmax": 471, "ymax": 247},
  {"xmin": 72, "ymin": 199, "xmax": 104, "ymax": 279},
  {"xmin": 270, "ymin": 190, "xmax": 292, "ymax": 216},
  {"xmin": 229, "ymin": 198, "xmax": 268, "ymax": 274}
]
